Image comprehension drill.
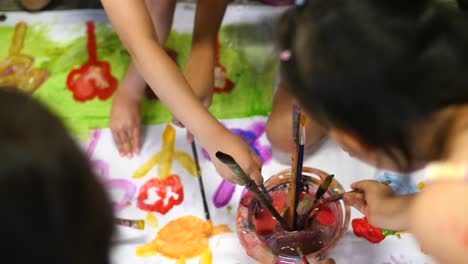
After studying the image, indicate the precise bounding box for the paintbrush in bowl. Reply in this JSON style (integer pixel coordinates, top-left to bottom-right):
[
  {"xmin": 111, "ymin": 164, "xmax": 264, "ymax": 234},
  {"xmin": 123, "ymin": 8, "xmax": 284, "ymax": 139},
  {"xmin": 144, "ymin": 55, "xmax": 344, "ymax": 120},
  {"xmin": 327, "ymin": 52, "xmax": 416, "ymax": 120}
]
[
  {"xmin": 319, "ymin": 180, "xmax": 392, "ymax": 205},
  {"xmin": 216, "ymin": 151, "xmax": 290, "ymax": 230},
  {"xmin": 296, "ymin": 174, "xmax": 334, "ymax": 229}
]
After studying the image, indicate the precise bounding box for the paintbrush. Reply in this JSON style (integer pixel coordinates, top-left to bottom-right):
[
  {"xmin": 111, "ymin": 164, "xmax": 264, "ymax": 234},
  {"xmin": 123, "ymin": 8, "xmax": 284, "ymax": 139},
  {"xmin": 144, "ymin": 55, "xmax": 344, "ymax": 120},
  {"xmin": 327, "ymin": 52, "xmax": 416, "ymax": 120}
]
[
  {"xmin": 296, "ymin": 174, "xmax": 334, "ymax": 229},
  {"xmin": 216, "ymin": 151, "xmax": 290, "ymax": 230},
  {"xmin": 319, "ymin": 180, "xmax": 392, "ymax": 205},
  {"xmin": 191, "ymin": 142, "xmax": 212, "ymax": 231},
  {"xmin": 115, "ymin": 218, "xmax": 145, "ymax": 230},
  {"xmin": 259, "ymin": 183, "xmax": 272, "ymax": 201},
  {"xmin": 289, "ymin": 105, "xmax": 303, "ymax": 230},
  {"xmin": 296, "ymin": 246, "xmax": 311, "ymax": 264}
]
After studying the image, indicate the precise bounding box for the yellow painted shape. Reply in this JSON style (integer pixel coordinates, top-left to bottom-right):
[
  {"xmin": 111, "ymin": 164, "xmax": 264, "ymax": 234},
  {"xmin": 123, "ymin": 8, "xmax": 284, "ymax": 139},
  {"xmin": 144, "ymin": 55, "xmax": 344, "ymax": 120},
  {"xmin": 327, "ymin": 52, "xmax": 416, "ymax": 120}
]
[
  {"xmin": 205, "ymin": 220, "xmax": 213, "ymax": 236},
  {"xmin": 11, "ymin": 22, "xmax": 27, "ymax": 55},
  {"xmin": 199, "ymin": 247, "xmax": 212, "ymax": 264},
  {"xmin": 173, "ymin": 150, "xmax": 197, "ymax": 176},
  {"xmin": 158, "ymin": 125, "xmax": 176, "ymax": 179},
  {"xmin": 137, "ymin": 215, "xmax": 231, "ymax": 260},
  {"xmin": 147, "ymin": 213, "xmax": 159, "ymax": 228},
  {"xmin": 133, "ymin": 152, "xmax": 162, "ymax": 179},
  {"xmin": 136, "ymin": 243, "xmax": 158, "ymax": 257},
  {"xmin": 212, "ymin": 224, "xmax": 232, "ymax": 235},
  {"xmin": 176, "ymin": 258, "xmax": 186, "ymax": 264}
]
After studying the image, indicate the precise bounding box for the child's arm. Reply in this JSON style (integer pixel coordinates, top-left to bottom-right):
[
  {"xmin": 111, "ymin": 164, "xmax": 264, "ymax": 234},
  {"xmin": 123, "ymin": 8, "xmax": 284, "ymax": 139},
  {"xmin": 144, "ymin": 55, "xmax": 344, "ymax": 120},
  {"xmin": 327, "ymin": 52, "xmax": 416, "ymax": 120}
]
[
  {"xmin": 344, "ymin": 180, "xmax": 414, "ymax": 230},
  {"xmin": 101, "ymin": 0, "xmax": 263, "ymax": 184},
  {"xmin": 345, "ymin": 180, "xmax": 468, "ymax": 264},
  {"xmin": 185, "ymin": 0, "xmax": 229, "ymax": 102},
  {"xmin": 409, "ymin": 181, "xmax": 468, "ymax": 264},
  {"xmin": 174, "ymin": 0, "xmax": 229, "ymax": 130}
]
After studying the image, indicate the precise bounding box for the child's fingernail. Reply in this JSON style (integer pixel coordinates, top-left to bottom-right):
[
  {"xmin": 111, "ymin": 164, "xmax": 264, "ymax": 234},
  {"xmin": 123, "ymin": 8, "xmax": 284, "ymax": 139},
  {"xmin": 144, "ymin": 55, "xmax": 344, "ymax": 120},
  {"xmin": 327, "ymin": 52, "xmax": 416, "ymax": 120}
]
[{"xmin": 119, "ymin": 152, "xmax": 124, "ymax": 157}]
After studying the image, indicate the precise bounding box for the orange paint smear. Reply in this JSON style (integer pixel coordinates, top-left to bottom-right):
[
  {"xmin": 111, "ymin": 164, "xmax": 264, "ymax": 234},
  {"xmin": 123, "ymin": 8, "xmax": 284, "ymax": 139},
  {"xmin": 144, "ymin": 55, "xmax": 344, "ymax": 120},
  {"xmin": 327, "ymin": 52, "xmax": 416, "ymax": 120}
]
[{"xmin": 136, "ymin": 216, "xmax": 231, "ymax": 260}]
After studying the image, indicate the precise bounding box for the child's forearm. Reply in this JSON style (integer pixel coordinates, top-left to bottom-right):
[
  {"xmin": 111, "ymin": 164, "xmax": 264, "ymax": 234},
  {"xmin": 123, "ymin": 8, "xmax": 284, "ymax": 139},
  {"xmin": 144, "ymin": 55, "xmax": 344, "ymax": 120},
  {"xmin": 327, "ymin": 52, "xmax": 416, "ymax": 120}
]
[
  {"xmin": 409, "ymin": 181, "xmax": 468, "ymax": 264},
  {"xmin": 101, "ymin": 0, "xmax": 228, "ymax": 143},
  {"xmin": 378, "ymin": 194, "xmax": 415, "ymax": 231},
  {"xmin": 192, "ymin": 0, "xmax": 229, "ymax": 47}
]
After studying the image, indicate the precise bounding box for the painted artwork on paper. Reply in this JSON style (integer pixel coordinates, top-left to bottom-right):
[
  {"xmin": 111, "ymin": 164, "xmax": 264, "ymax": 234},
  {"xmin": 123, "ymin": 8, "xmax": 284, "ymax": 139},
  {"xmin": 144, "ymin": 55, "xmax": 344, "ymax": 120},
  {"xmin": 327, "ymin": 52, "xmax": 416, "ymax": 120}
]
[
  {"xmin": 0, "ymin": 22, "xmax": 49, "ymax": 93},
  {"xmin": 67, "ymin": 21, "xmax": 118, "ymax": 102},
  {"xmin": 133, "ymin": 125, "xmax": 196, "ymax": 214},
  {"xmin": 0, "ymin": 6, "xmax": 436, "ymax": 264},
  {"xmin": 214, "ymin": 38, "xmax": 235, "ymax": 94},
  {"xmin": 137, "ymin": 215, "xmax": 232, "ymax": 263}
]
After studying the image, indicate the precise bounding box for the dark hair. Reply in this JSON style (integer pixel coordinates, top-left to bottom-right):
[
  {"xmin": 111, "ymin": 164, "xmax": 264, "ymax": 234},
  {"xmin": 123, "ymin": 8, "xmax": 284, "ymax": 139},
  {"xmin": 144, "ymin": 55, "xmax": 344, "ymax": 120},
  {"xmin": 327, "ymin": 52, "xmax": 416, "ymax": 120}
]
[
  {"xmin": 278, "ymin": 0, "xmax": 468, "ymax": 169},
  {"xmin": 0, "ymin": 88, "xmax": 114, "ymax": 264}
]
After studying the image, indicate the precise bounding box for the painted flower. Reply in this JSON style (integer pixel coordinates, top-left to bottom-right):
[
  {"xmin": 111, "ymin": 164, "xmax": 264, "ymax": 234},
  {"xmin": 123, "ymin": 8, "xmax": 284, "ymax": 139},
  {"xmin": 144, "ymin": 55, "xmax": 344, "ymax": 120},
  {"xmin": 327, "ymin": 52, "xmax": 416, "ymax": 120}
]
[
  {"xmin": 213, "ymin": 39, "xmax": 235, "ymax": 94},
  {"xmin": 67, "ymin": 22, "xmax": 118, "ymax": 102},
  {"xmin": 137, "ymin": 175, "xmax": 184, "ymax": 214}
]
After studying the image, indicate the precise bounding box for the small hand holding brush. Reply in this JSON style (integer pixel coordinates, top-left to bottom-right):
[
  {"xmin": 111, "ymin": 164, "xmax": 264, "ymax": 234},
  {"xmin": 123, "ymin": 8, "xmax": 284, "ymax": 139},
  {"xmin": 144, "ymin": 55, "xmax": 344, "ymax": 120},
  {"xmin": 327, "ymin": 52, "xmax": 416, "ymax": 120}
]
[
  {"xmin": 319, "ymin": 180, "xmax": 392, "ymax": 205},
  {"xmin": 216, "ymin": 151, "xmax": 290, "ymax": 230}
]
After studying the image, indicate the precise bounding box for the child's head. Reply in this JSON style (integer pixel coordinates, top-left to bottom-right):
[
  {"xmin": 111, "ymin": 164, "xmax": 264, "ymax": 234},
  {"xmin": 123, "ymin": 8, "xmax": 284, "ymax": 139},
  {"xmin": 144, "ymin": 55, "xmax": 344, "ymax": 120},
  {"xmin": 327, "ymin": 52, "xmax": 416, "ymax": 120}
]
[
  {"xmin": 279, "ymin": 0, "xmax": 468, "ymax": 172},
  {"xmin": 0, "ymin": 88, "xmax": 113, "ymax": 264}
]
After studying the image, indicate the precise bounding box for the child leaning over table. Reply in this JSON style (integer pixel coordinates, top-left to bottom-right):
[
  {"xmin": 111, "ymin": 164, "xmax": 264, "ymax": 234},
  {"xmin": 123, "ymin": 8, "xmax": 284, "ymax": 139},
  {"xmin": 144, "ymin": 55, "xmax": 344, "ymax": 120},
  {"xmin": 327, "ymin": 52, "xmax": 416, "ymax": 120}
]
[
  {"xmin": 277, "ymin": 0, "xmax": 468, "ymax": 263},
  {"xmin": 0, "ymin": 87, "xmax": 114, "ymax": 264}
]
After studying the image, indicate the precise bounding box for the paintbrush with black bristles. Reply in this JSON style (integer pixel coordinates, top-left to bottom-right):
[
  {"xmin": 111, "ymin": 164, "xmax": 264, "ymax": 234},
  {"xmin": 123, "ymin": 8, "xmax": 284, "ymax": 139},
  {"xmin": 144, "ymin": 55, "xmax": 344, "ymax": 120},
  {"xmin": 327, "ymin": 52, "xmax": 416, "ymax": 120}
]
[{"xmin": 216, "ymin": 151, "xmax": 290, "ymax": 230}]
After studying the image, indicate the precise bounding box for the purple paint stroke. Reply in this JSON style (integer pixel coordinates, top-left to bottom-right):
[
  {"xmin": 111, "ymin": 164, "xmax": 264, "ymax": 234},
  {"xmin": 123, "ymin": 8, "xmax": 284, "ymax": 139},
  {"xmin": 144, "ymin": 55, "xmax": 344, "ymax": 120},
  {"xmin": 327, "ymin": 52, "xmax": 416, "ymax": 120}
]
[
  {"xmin": 211, "ymin": 121, "xmax": 272, "ymax": 208},
  {"xmin": 85, "ymin": 129, "xmax": 137, "ymax": 212},
  {"xmin": 203, "ymin": 121, "xmax": 272, "ymax": 163},
  {"xmin": 213, "ymin": 180, "xmax": 236, "ymax": 208},
  {"xmin": 91, "ymin": 160, "xmax": 109, "ymax": 179},
  {"xmin": 85, "ymin": 129, "xmax": 110, "ymax": 181},
  {"xmin": 86, "ymin": 129, "xmax": 101, "ymax": 158},
  {"xmin": 106, "ymin": 179, "xmax": 137, "ymax": 213}
]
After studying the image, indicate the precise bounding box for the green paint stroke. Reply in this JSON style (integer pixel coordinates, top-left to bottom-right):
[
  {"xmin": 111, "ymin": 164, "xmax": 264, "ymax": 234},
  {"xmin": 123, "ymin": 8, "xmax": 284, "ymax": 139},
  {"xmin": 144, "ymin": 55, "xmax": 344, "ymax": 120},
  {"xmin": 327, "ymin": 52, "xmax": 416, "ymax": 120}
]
[{"xmin": 0, "ymin": 22, "xmax": 277, "ymax": 138}]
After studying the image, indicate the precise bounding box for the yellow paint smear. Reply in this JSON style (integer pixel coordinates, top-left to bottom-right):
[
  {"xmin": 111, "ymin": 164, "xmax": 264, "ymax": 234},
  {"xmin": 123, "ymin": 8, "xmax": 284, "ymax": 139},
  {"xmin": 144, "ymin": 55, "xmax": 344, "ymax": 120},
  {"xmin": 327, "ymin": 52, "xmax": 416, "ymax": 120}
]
[
  {"xmin": 136, "ymin": 216, "xmax": 232, "ymax": 261},
  {"xmin": 146, "ymin": 213, "xmax": 159, "ymax": 228},
  {"xmin": 199, "ymin": 247, "xmax": 212, "ymax": 264},
  {"xmin": 133, "ymin": 152, "xmax": 162, "ymax": 179},
  {"xmin": 158, "ymin": 125, "xmax": 175, "ymax": 178},
  {"xmin": 132, "ymin": 125, "xmax": 197, "ymax": 180},
  {"xmin": 173, "ymin": 150, "xmax": 197, "ymax": 176}
]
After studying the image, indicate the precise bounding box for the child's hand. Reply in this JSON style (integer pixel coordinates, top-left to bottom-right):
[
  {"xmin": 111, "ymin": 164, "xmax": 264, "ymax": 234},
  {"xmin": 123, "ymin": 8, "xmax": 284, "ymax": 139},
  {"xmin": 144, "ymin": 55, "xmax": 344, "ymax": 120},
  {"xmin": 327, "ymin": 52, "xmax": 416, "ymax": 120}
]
[
  {"xmin": 344, "ymin": 180, "xmax": 411, "ymax": 230},
  {"xmin": 206, "ymin": 129, "xmax": 263, "ymax": 185}
]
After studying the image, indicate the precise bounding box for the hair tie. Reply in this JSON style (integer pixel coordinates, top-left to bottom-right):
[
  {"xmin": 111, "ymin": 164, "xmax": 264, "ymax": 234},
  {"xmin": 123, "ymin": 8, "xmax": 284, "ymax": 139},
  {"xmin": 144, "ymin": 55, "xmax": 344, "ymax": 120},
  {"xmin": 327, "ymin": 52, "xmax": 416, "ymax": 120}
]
[{"xmin": 279, "ymin": 50, "xmax": 292, "ymax": 61}]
